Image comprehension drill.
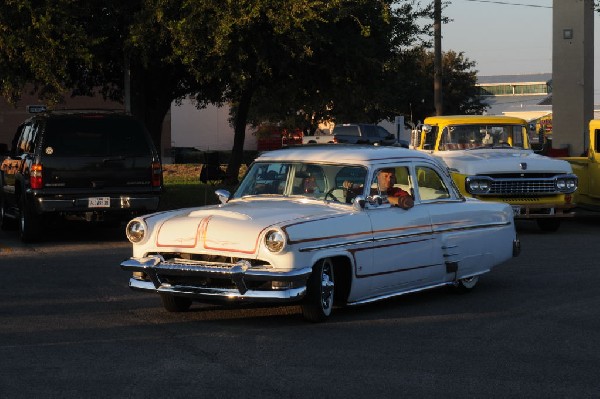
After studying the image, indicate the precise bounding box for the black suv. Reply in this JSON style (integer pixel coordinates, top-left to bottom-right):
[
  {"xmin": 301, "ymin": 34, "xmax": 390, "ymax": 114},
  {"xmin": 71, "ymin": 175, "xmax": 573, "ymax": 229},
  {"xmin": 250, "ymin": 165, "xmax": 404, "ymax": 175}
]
[
  {"xmin": 332, "ymin": 123, "xmax": 397, "ymax": 146},
  {"xmin": 0, "ymin": 110, "xmax": 162, "ymax": 241}
]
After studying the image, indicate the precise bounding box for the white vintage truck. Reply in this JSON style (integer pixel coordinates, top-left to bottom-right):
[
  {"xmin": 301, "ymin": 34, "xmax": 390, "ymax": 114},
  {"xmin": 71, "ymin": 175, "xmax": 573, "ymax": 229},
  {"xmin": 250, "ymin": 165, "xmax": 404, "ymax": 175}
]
[{"xmin": 412, "ymin": 115, "xmax": 578, "ymax": 232}]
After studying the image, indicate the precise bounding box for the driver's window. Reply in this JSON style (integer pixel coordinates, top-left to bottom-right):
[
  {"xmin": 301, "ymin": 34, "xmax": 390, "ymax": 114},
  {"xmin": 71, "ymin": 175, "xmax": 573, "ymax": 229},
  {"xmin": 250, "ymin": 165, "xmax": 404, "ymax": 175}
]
[
  {"xmin": 372, "ymin": 166, "xmax": 412, "ymax": 203},
  {"xmin": 423, "ymin": 126, "xmax": 438, "ymax": 150}
]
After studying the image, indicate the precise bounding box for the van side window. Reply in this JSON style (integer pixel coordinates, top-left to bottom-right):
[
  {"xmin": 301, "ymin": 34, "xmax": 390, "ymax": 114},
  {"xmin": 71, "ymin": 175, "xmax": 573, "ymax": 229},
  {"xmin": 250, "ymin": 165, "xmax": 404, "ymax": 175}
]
[{"xmin": 424, "ymin": 126, "xmax": 438, "ymax": 149}]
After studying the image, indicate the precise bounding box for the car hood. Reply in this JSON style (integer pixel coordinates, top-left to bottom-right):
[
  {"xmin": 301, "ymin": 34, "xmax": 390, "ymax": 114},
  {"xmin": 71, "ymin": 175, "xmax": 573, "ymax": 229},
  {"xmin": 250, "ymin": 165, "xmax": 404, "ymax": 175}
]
[
  {"xmin": 433, "ymin": 149, "xmax": 574, "ymax": 175},
  {"xmin": 151, "ymin": 198, "xmax": 349, "ymax": 252}
]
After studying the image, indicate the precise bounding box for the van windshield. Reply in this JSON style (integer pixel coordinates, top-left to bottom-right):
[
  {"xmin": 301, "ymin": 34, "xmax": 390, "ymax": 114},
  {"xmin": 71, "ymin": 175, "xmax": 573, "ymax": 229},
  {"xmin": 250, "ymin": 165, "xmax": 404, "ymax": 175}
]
[{"xmin": 43, "ymin": 117, "xmax": 152, "ymax": 157}]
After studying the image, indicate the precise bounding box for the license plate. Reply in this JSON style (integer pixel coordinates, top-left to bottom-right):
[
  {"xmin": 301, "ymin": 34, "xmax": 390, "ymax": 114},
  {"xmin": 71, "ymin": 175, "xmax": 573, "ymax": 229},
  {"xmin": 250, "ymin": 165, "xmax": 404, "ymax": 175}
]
[
  {"xmin": 511, "ymin": 206, "xmax": 521, "ymax": 216},
  {"xmin": 88, "ymin": 197, "xmax": 110, "ymax": 208}
]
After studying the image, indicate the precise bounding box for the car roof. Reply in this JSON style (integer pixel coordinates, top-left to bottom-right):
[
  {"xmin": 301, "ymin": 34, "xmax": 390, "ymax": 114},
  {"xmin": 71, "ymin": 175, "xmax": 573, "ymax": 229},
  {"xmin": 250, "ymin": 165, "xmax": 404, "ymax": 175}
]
[
  {"xmin": 257, "ymin": 145, "xmax": 436, "ymax": 165},
  {"xmin": 424, "ymin": 115, "xmax": 527, "ymax": 125}
]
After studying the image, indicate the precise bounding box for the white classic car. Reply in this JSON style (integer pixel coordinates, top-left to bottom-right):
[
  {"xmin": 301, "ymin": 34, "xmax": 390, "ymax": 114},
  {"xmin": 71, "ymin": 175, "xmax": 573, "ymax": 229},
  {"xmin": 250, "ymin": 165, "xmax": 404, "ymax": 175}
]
[{"xmin": 121, "ymin": 146, "xmax": 520, "ymax": 322}]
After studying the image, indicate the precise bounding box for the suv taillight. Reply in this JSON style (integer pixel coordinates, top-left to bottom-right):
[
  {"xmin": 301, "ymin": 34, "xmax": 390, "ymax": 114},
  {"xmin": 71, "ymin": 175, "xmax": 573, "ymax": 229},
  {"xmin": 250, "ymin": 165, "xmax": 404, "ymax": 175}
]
[
  {"xmin": 30, "ymin": 164, "xmax": 43, "ymax": 189},
  {"xmin": 151, "ymin": 162, "xmax": 162, "ymax": 187}
]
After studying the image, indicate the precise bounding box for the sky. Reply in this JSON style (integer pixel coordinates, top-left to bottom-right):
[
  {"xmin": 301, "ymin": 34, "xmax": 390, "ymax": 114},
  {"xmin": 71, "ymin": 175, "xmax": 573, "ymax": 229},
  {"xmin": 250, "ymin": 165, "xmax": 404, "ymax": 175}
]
[{"xmin": 440, "ymin": 0, "xmax": 600, "ymax": 103}]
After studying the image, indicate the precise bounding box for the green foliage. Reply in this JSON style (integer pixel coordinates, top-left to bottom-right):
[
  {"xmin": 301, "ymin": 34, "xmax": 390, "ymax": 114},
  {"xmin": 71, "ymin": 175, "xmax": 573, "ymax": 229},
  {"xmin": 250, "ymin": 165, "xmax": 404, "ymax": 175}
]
[{"xmin": 1, "ymin": 0, "xmax": 485, "ymax": 183}]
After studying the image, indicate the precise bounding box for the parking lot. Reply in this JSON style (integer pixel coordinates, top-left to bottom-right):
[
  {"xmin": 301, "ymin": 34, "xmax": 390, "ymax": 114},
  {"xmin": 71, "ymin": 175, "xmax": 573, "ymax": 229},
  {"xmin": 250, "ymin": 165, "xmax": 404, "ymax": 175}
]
[{"xmin": 1, "ymin": 217, "xmax": 599, "ymax": 398}]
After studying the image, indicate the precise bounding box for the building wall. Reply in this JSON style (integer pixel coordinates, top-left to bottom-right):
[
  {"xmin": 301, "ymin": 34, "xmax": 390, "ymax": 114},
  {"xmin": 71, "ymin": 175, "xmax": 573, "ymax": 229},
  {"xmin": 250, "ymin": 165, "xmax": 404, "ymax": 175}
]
[
  {"xmin": 170, "ymin": 100, "xmax": 257, "ymax": 151},
  {"xmin": 552, "ymin": 0, "xmax": 594, "ymax": 155}
]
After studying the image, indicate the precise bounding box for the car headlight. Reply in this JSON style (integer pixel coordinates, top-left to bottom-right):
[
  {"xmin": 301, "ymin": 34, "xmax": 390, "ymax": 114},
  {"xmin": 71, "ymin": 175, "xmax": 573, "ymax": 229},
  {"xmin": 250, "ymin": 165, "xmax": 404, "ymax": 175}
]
[
  {"xmin": 465, "ymin": 177, "xmax": 492, "ymax": 195},
  {"xmin": 555, "ymin": 175, "xmax": 578, "ymax": 193},
  {"xmin": 265, "ymin": 229, "xmax": 285, "ymax": 253},
  {"xmin": 126, "ymin": 219, "xmax": 147, "ymax": 243}
]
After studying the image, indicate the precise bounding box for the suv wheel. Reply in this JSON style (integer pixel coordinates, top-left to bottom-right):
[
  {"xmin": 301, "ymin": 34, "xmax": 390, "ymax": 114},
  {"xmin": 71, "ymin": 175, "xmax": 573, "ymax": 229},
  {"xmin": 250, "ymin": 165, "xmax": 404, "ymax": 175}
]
[
  {"xmin": 0, "ymin": 191, "xmax": 16, "ymax": 231},
  {"xmin": 18, "ymin": 196, "xmax": 42, "ymax": 242}
]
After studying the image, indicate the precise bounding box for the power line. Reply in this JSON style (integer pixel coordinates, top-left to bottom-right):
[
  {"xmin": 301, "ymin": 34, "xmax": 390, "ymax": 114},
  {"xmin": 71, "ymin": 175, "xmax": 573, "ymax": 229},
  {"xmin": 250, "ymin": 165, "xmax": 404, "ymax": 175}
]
[{"xmin": 462, "ymin": 0, "xmax": 552, "ymax": 8}]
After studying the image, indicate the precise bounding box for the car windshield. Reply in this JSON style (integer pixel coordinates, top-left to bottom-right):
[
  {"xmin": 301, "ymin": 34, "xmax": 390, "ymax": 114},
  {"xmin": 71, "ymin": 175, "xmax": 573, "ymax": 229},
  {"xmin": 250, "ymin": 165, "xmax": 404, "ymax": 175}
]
[
  {"xmin": 233, "ymin": 161, "xmax": 368, "ymax": 203},
  {"xmin": 439, "ymin": 124, "xmax": 526, "ymax": 150}
]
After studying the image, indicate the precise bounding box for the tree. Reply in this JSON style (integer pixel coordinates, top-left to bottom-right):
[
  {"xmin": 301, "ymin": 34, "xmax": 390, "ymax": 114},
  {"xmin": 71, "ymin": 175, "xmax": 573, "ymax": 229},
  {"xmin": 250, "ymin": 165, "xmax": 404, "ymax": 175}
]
[
  {"xmin": 1, "ymin": 0, "xmax": 482, "ymax": 185},
  {"xmin": 0, "ymin": 0, "xmax": 198, "ymax": 150}
]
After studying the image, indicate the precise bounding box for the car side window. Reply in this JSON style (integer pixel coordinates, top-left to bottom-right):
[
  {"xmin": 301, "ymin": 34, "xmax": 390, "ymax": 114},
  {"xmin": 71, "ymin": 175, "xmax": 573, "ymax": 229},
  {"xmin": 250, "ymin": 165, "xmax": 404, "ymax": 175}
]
[
  {"xmin": 415, "ymin": 166, "xmax": 450, "ymax": 200},
  {"xmin": 365, "ymin": 125, "xmax": 378, "ymax": 138}
]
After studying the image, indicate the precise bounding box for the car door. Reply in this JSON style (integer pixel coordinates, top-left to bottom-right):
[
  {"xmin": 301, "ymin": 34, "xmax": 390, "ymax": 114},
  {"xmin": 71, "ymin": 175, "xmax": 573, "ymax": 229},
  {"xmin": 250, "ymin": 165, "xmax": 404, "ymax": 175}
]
[
  {"xmin": 363, "ymin": 165, "xmax": 436, "ymax": 297},
  {"xmin": 413, "ymin": 163, "xmax": 491, "ymax": 283}
]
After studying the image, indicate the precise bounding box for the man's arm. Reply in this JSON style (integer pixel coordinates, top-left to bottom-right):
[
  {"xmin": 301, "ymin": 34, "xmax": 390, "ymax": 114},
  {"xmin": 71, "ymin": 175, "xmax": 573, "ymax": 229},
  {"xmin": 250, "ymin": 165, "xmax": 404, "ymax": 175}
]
[{"xmin": 388, "ymin": 188, "xmax": 414, "ymax": 209}]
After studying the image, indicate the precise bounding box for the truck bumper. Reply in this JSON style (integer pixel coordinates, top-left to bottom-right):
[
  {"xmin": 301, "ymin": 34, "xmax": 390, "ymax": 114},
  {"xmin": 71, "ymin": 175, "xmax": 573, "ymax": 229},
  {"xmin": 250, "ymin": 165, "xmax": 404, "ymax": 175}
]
[
  {"xmin": 511, "ymin": 203, "xmax": 575, "ymax": 219},
  {"xmin": 34, "ymin": 195, "xmax": 160, "ymax": 214}
]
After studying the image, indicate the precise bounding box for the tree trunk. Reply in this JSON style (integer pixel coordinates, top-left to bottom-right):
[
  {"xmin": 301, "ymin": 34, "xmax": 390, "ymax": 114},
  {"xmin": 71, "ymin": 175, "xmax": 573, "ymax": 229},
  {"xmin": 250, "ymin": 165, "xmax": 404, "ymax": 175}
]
[
  {"xmin": 129, "ymin": 67, "xmax": 171, "ymax": 160},
  {"xmin": 226, "ymin": 89, "xmax": 253, "ymax": 185}
]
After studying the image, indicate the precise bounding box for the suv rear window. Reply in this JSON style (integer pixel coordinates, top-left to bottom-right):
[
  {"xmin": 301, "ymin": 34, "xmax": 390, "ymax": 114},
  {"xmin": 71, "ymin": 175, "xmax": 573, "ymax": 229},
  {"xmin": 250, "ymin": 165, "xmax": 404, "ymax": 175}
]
[
  {"xmin": 333, "ymin": 126, "xmax": 360, "ymax": 136},
  {"xmin": 43, "ymin": 117, "xmax": 151, "ymax": 157}
]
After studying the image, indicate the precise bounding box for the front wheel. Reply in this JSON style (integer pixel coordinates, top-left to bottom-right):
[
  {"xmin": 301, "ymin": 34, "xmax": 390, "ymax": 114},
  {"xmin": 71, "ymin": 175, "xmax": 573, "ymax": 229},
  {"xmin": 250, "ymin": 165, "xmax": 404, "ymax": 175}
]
[
  {"xmin": 301, "ymin": 258, "xmax": 335, "ymax": 322},
  {"xmin": 160, "ymin": 293, "xmax": 192, "ymax": 312}
]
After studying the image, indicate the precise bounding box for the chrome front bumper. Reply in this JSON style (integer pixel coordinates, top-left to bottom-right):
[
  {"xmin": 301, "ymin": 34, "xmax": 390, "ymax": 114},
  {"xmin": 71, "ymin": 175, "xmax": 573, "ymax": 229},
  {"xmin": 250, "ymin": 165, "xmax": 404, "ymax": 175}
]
[{"xmin": 120, "ymin": 255, "xmax": 312, "ymax": 302}]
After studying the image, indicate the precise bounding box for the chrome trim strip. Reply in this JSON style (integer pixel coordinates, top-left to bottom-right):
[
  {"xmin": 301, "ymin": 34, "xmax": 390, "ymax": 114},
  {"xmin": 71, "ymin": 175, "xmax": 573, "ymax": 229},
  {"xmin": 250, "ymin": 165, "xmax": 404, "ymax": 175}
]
[
  {"xmin": 348, "ymin": 282, "xmax": 451, "ymax": 306},
  {"xmin": 299, "ymin": 221, "xmax": 510, "ymax": 252},
  {"xmin": 349, "ymin": 271, "xmax": 490, "ymax": 306}
]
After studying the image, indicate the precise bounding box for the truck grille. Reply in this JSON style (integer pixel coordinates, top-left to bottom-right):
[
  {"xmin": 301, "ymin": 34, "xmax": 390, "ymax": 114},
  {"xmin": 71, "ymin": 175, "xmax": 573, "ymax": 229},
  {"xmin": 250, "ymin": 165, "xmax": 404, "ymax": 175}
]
[{"xmin": 489, "ymin": 179, "xmax": 557, "ymax": 195}]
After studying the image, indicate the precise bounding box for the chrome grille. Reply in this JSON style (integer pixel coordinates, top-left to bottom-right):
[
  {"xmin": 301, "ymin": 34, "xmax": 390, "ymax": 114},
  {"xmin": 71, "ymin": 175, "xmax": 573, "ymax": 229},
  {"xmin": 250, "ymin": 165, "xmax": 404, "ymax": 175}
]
[{"xmin": 489, "ymin": 178, "xmax": 556, "ymax": 195}]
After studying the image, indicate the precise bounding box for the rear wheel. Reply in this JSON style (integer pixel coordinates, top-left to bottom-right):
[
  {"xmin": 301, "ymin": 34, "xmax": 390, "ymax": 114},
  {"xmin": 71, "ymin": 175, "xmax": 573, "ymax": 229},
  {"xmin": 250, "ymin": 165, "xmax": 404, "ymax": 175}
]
[
  {"xmin": 452, "ymin": 276, "xmax": 479, "ymax": 293},
  {"xmin": 536, "ymin": 219, "xmax": 560, "ymax": 232},
  {"xmin": 0, "ymin": 192, "xmax": 16, "ymax": 230},
  {"xmin": 301, "ymin": 258, "xmax": 335, "ymax": 322},
  {"xmin": 160, "ymin": 293, "xmax": 192, "ymax": 312},
  {"xmin": 18, "ymin": 196, "xmax": 42, "ymax": 242}
]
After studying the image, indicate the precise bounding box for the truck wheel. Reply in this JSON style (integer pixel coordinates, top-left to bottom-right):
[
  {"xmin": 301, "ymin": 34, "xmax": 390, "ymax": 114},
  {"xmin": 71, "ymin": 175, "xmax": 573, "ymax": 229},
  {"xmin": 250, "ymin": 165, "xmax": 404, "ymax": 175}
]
[
  {"xmin": 301, "ymin": 258, "xmax": 335, "ymax": 322},
  {"xmin": 18, "ymin": 196, "xmax": 42, "ymax": 242},
  {"xmin": 536, "ymin": 219, "xmax": 560, "ymax": 232},
  {"xmin": 160, "ymin": 293, "xmax": 192, "ymax": 312}
]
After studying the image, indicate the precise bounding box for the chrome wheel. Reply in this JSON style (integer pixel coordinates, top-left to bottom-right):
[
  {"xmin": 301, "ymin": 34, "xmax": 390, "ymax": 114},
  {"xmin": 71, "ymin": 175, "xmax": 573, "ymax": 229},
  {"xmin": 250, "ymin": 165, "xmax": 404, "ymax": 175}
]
[
  {"xmin": 302, "ymin": 258, "xmax": 335, "ymax": 322},
  {"xmin": 454, "ymin": 275, "xmax": 479, "ymax": 293},
  {"xmin": 319, "ymin": 259, "xmax": 335, "ymax": 314}
]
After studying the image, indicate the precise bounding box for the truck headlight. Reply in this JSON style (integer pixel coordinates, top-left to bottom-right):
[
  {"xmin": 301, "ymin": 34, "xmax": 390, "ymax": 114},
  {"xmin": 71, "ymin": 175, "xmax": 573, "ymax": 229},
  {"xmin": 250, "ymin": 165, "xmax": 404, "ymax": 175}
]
[
  {"xmin": 465, "ymin": 177, "xmax": 492, "ymax": 195},
  {"xmin": 126, "ymin": 219, "xmax": 147, "ymax": 243},
  {"xmin": 555, "ymin": 175, "xmax": 578, "ymax": 193},
  {"xmin": 265, "ymin": 229, "xmax": 285, "ymax": 253}
]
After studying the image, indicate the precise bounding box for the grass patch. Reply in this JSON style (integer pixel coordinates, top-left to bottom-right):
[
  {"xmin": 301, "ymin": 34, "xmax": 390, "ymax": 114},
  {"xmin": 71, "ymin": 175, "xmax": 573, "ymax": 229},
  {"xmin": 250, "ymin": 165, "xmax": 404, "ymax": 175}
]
[{"xmin": 159, "ymin": 164, "xmax": 237, "ymax": 210}]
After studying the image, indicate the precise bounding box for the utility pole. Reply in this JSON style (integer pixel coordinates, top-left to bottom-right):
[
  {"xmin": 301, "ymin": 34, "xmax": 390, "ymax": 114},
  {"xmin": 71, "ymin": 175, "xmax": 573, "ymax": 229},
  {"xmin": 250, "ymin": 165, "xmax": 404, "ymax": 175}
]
[{"xmin": 433, "ymin": 0, "xmax": 443, "ymax": 115}]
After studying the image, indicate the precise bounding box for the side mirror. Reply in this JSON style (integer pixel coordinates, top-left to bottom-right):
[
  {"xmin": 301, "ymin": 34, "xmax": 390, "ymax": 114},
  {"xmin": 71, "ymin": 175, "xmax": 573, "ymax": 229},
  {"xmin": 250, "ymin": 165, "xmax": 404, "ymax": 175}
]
[
  {"xmin": 215, "ymin": 189, "xmax": 231, "ymax": 204},
  {"xmin": 421, "ymin": 124, "xmax": 432, "ymax": 133},
  {"xmin": 367, "ymin": 195, "xmax": 383, "ymax": 207},
  {"xmin": 352, "ymin": 195, "xmax": 366, "ymax": 210}
]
